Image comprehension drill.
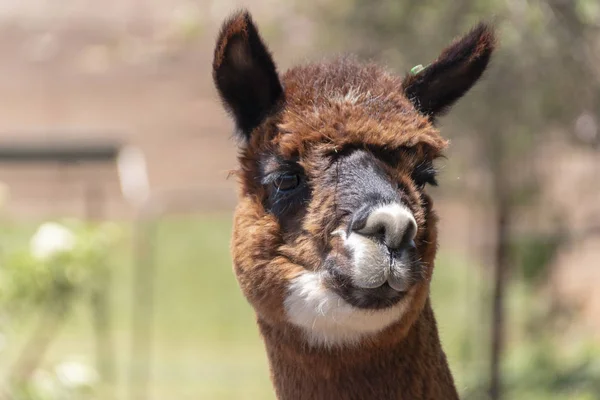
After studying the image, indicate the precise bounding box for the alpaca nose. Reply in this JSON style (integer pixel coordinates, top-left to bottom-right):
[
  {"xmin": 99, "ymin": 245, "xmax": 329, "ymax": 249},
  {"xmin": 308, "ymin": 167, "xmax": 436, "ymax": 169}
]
[{"xmin": 350, "ymin": 203, "xmax": 417, "ymax": 250}]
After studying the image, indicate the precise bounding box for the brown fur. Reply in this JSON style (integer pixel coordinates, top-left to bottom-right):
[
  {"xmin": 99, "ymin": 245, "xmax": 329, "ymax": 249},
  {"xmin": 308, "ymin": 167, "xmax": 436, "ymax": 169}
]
[
  {"xmin": 214, "ymin": 10, "xmax": 495, "ymax": 399},
  {"xmin": 260, "ymin": 302, "xmax": 456, "ymax": 400}
]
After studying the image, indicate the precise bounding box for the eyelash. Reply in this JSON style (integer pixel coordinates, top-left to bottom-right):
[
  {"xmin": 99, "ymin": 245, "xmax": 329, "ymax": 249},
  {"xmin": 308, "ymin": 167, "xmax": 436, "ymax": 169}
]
[{"xmin": 411, "ymin": 163, "xmax": 438, "ymax": 188}]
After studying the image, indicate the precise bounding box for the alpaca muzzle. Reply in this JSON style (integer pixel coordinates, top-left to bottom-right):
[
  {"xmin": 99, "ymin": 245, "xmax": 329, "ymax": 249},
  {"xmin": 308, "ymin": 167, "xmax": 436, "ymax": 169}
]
[{"xmin": 327, "ymin": 202, "xmax": 419, "ymax": 309}]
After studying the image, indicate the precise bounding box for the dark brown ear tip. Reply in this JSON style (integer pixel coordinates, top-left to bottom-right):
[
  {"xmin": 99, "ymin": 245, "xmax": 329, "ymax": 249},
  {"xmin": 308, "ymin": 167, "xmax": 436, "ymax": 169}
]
[
  {"xmin": 222, "ymin": 8, "xmax": 252, "ymax": 30},
  {"xmin": 473, "ymin": 22, "xmax": 495, "ymax": 35},
  {"xmin": 437, "ymin": 22, "xmax": 496, "ymax": 65},
  {"xmin": 213, "ymin": 9, "xmax": 256, "ymax": 70},
  {"xmin": 471, "ymin": 22, "xmax": 497, "ymax": 53},
  {"xmin": 226, "ymin": 8, "xmax": 254, "ymax": 32}
]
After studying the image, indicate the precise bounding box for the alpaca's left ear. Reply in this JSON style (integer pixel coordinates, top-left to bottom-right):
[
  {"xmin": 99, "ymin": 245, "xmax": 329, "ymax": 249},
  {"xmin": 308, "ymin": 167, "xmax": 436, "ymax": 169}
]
[{"xmin": 402, "ymin": 23, "xmax": 496, "ymax": 119}]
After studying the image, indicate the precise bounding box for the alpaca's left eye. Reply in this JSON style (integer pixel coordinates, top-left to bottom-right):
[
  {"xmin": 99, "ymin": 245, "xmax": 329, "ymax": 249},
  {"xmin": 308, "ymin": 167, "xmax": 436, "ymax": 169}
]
[
  {"xmin": 273, "ymin": 173, "xmax": 300, "ymax": 192},
  {"xmin": 412, "ymin": 163, "xmax": 438, "ymax": 188}
]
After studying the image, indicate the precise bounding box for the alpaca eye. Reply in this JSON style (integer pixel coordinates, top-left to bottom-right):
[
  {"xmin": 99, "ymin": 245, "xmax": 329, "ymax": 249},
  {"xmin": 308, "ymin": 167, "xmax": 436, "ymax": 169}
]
[
  {"xmin": 414, "ymin": 174, "xmax": 438, "ymax": 189},
  {"xmin": 412, "ymin": 163, "xmax": 438, "ymax": 189},
  {"xmin": 273, "ymin": 173, "xmax": 300, "ymax": 192}
]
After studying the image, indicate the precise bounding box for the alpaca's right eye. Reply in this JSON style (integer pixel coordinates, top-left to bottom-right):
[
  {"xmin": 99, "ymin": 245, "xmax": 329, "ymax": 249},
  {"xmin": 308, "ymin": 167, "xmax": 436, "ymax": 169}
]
[{"xmin": 273, "ymin": 173, "xmax": 300, "ymax": 192}]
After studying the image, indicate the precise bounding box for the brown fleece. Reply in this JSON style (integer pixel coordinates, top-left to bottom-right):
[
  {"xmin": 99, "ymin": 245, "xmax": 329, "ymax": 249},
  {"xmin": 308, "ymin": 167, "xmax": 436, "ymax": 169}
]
[{"xmin": 214, "ymin": 9, "xmax": 495, "ymax": 400}]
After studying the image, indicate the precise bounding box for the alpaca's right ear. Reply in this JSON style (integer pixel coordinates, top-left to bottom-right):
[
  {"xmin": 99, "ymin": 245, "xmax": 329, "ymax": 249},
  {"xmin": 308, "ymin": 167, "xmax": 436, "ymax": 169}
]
[
  {"xmin": 402, "ymin": 23, "xmax": 496, "ymax": 119},
  {"xmin": 213, "ymin": 10, "xmax": 284, "ymax": 138}
]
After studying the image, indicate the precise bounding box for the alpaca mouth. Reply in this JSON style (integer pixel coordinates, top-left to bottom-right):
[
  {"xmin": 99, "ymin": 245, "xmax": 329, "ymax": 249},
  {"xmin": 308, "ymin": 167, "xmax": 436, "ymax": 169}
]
[
  {"xmin": 339, "ymin": 281, "xmax": 407, "ymax": 310},
  {"xmin": 324, "ymin": 257, "xmax": 414, "ymax": 310},
  {"xmin": 327, "ymin": 228, "xmax": 419, "ymax": 309}
]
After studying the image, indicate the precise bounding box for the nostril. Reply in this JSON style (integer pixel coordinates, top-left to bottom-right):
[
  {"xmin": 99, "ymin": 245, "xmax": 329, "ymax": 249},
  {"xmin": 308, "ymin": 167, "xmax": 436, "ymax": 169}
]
[{"xmin": 348, "ymin": 204, "xmax": 372, "ymax": 234}]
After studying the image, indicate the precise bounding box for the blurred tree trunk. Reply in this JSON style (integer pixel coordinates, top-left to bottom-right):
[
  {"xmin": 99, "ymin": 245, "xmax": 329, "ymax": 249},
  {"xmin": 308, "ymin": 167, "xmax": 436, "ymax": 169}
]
[{"xmin": 488, "ymin": 126, "xmax": 511, "ymax": 400}]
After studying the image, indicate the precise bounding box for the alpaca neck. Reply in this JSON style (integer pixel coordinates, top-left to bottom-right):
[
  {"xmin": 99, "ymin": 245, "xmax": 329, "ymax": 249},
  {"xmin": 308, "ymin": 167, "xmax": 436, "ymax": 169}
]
[{"xmin": 258, "ymin": 301, "xmax": 458, "ymax": 400}]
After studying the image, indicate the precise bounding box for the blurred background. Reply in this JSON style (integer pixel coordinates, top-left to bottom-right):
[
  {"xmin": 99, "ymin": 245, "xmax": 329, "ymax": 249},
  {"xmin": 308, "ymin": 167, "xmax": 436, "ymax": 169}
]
[{"xmin": 0, "ymin": 0, "xmax": 598, "ymax": 399}]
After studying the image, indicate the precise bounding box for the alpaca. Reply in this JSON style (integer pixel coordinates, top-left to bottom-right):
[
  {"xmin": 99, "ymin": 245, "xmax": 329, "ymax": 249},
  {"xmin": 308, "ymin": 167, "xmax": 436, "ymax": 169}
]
[{"xmin": 213, "ymin": 10, "xmax": 495, "ymax": 400}]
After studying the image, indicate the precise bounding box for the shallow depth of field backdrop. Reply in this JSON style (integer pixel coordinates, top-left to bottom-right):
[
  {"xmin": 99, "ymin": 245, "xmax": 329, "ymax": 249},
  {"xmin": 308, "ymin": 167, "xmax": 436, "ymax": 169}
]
[{"xmin": 0, "ymin": 1, "xmax": 599, "ymax": 399}]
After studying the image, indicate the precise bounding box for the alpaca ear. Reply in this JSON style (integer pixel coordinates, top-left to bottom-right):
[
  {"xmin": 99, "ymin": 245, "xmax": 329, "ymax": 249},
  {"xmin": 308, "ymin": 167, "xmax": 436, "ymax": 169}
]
[
  {"xmin": 402, "ymin": 23, "xmax": 496, "ymax": 119},
  {"xmin": 213, "ymin": 10, "xmax": 284, "ymax": 138}
]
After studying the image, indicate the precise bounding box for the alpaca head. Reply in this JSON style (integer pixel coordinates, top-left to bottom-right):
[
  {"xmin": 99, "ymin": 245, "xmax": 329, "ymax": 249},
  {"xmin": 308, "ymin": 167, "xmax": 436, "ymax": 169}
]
[{"xmin": 214, "ymin": 11, "xmax": 495, "ymax": 347}]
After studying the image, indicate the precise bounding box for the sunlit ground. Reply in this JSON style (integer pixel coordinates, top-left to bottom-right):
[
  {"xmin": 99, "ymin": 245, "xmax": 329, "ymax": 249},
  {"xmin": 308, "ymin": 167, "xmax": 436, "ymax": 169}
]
[{"xmin": 1, "ymin": 216, "xmax": 598, "ymax": 399}]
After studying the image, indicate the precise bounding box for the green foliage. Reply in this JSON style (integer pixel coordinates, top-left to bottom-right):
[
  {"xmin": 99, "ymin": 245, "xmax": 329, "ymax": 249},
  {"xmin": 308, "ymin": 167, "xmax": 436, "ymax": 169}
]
[
  {"xmin": 511, "ymin": 232, "xmax": 564, "ymax": 284},
  {"xmin": 0, "ymin": 220, "xmax": 123, "ymax": 399},
  {"xmin": 0, "ymin": 221, "xmax": 122, "ymax": 312},
  {"xmin": 504, "ymin": 338, "xmax": 600, "ymax": 398},
  {"xmin": 463, "ymin": 349, "xmax": 600, "ymax": 400}
]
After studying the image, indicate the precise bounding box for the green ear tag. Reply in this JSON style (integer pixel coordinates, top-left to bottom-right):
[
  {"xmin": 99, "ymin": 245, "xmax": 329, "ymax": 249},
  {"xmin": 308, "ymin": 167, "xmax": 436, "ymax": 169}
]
[{"xmin": 410, "ymin": 64, "xmax": 429, "ymax": 75}]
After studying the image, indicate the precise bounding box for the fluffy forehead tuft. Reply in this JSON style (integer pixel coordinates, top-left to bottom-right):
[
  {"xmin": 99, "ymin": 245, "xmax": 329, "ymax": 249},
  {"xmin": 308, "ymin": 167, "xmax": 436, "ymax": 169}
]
[
  {"xmin": 258, "ymin": 57, "xmax": 449, "ymax": 159},
  {"xmin": 283, "ymin": 56, "xmax": 401, "ymax": 108}
]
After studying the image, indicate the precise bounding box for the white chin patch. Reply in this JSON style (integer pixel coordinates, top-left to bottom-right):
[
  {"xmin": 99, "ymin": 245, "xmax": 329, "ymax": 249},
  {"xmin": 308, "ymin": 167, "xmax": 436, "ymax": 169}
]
[{"xmin": 284, "ymin": 271, "xmax": 408, "ymax": 347}]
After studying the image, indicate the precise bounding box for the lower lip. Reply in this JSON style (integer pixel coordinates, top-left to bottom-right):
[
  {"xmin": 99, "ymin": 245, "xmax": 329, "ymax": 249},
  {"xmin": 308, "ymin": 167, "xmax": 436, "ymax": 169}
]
[{"xmin": 349, "ymin": 283, "xmax": 406, "ymax": 309}]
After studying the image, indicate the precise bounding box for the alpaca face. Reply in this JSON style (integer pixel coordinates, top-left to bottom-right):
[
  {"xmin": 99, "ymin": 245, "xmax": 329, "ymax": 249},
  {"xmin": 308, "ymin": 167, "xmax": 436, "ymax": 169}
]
[
  {"xmin": 269, "ymin": 142, "xmax": 440, "ymax": 347},
  {"xmin": 213, "ymin": 11, "xmax": 494, "ymax": 346},
  {"xmin": 262, "ymin": 145, "xmax": 433, "ymax": 310}
]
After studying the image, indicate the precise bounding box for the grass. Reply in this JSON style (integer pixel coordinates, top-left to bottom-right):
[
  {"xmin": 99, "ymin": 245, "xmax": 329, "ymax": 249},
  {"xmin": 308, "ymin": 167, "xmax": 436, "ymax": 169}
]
[{"xmin": 1, "ymin": 215, "xmax": 598, "ymax": 399}]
